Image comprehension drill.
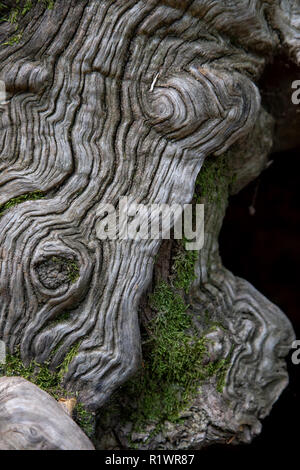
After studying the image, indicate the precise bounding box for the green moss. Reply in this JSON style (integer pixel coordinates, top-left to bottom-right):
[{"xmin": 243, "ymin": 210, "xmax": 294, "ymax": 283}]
[
  {"xmin": 195, "ymin": 154, "xmax": 230, "ymax": 205},
  {"xmin": 0, "ymin": 0, "xmax": 33, "ymax": 20},
  {"xmin": 148, "ymin": 282, "xmax": 206, "ymax": 387},
  {"xmin": 3, "ymin": 343, "xmax": 82, "ymax": 398},
  {"xmin": 0, "ymin": 191, "xmax": 45, "ymax": 216},
  {"xmin": 0, "ymin": 1, "xmax": 24, "ymax": 46},
  {"xmin": 75, "ymin": 403, "xmax": 95, "ymax": 438},
  {"xmin": 172, "ymin": 241, "xmax": 198, "ymax": 293},
  {"xmin": 1, "ymin": 346, "xmax": 94, "ymax": 438},
  {"xmin": 57, "ymin": 342, "xmax": 81, "ymax": 382},
  {"xmin": 4, "ymin": 352, "xmax": 65, "ymax": 399},
  {"xmin": 22, "ymin": 0, "xmax": 33, "ymax": 15},
  {"xmin": 2, "ymin": 30, "xmax": 23, "ymax": 45},
  {"xmin": 98, "ymin": 231, "xmax": 233, "ymax": 443},
  {"xmin": 45, "ymin": 0, "xmax": 54, "ymax": 9},
  {"xmin": 113, "ymin": 279, "xmax": 230, "ymax": 438},
  {"xmin": 46, "ymin": 311, "xmax": 72, "ymax": 328},
  {"xmin": 50, "ymin": 256, "xmax": 80, "ymax": 284},
  {"xmin": 67, "ymin": 260, "xmax": 80, "ymax": 283},
  {"xmin": 7, "ymin": 7, "xmax": 19, "ymax": 24},
  {"xmin": 0, "ymin": 1, "xmax": 56, "ymax": 46}
]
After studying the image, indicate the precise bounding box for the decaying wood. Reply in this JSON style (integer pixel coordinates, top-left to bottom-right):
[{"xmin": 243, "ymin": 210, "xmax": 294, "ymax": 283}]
[
  {"xmin": 0, "ymin": 377, "xmax": 94, "ymax": 450},
  {"xmin": 0, "ymin": 0, "xmax": 298, "ymax": 450}
]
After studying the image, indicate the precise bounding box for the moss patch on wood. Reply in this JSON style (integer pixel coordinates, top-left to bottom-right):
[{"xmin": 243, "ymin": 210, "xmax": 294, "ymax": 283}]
[
  {"xmin": 50, "ymin": 256, "xmax": 80, "ymax": 284},
  {"xmin": 0, "ymin": 0, "xmax": 55, "ymax": 46},
  {"xmin": 195, "ymin": 154, "xmax": 233, "ymax": 205},
  {"xmin": 122, "ymin": 284, "xmax": 227, "ymax": 429},
  {"xmin": 0, "ymin": 346, "xmax": 94, "ymax": 438},
  {"xmin": 0, "ymin": 191, "xmax": 45, "ymax": 217},
  {"xmin": 100, "ymin": 241, "xmax": 232, "ymax": 442},
  {"xmin": 172, "ymin": 240, "xmax": 198, "ymax": 293}
]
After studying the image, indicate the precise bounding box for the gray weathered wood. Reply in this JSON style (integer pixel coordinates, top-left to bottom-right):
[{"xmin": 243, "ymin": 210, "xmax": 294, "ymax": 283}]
[
  {"xmin": 0, "ymin": 0, "xmax": 298, "ymax": 449},
  {"xmin": 97, "ymin": 109, "xmax": 296, "ymax": 449},
  {"xmin": 0, "ymin": 377, "xmax": 94, "ymax": 450}
]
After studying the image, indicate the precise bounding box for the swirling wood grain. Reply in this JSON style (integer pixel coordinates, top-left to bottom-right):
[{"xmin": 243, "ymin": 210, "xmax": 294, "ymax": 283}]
[{"xmin": 0, "ymin": 0, "xmax": 298, "ymax": 413}]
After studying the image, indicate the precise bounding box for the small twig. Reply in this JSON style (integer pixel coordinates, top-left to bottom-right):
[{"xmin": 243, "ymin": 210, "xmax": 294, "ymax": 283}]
[
  {"xmin": 150, "ymin": 73, "xmax": 159, "ymax": 92},
  {"xmin": 226, "ymin": 436, "xmax": 235, "ymax": 444}
]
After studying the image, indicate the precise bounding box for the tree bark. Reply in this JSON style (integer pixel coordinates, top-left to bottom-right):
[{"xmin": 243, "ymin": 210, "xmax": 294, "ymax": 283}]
[{"xmin": 0, "ymin": 0, "xmax": 299, "ymax": 450}]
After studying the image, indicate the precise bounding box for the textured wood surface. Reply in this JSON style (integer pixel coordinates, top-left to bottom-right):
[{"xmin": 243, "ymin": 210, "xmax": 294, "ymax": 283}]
[
  {"xmin": 0, "ymin": 0, "xmax": 298, "ymax": 425},
  {"xmin": 0, "ymin": 377, "xmax": 94, "ymax": 450},
  {"xmin": 96, "ymin": 109, "xmax": 296, "ymax": 449}
]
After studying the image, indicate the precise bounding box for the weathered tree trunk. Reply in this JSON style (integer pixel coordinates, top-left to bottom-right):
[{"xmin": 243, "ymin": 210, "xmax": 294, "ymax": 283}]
[{"xmin": 0, "ymin": 0, "xmax": 298, "ymax": 450}]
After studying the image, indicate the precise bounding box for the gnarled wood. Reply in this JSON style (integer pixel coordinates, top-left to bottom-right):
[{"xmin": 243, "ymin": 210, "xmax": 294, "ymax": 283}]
[
  {"xmin": 0, "ymin": 0, "xmax": 298, "ymax": 449},
  {"xmin": 0, "ymin": 377, "xmax": 94, "ymax": 450},
  {"xmin": 96, "ymin": 109, "xmax": 295, "ymax": 449}
]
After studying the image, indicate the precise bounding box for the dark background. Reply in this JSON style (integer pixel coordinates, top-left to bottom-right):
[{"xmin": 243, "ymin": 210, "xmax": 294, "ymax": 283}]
[{"xmin": 202, "ymin": 147, "xmax": 299, "ymax": 458}]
